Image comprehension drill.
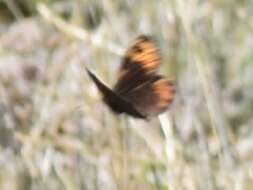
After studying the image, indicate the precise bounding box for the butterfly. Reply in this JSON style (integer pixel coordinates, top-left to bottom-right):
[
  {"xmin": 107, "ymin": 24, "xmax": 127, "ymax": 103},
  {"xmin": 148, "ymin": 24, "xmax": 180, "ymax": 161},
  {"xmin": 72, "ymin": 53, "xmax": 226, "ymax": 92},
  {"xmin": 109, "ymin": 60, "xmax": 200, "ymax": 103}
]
[{"xmin": 86, "ymin": 35, "xmax": 175, "ymax": 119}]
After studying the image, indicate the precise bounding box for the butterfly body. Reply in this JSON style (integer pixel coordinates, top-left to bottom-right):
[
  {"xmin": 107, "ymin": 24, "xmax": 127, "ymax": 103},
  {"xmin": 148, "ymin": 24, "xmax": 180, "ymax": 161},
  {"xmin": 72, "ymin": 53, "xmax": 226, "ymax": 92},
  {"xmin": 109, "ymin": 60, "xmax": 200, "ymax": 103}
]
[{"xmin": 86, "ymin": 35, "xmax": 175, "ymax": 119}]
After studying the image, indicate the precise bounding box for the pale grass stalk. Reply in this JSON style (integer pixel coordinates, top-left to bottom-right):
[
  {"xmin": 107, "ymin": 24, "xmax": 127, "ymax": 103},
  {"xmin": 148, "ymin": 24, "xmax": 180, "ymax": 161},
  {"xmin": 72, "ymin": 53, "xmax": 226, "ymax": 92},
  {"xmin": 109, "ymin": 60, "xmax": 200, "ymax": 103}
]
[
  {"xmin": 41, "ymin": 147, "xmax": 54, "ymax": 179},
  {"xmin": 107, "ymin": 116, "xmax": 124, "ymax": 190},
  {"xmin": 121, "ymin": 116, "xmax": 130, "ymax": 190},
  {"xmin": 53, "ymin": 157, "xmax": 78, "ymax": 190},
  {"xmin": 129, "ymin": 119, "xmax": 164, "ymax": 158},
  {"xmin": 37, "ymin": 3, "xmax": 124, "ymax": 56},
  {"xmin": 159, "ymin": 113, "xmax": 176, "ymax": 190},
  {"xmin": 175, "ymin": 0, "xmax": 234, "ymax": 164}
]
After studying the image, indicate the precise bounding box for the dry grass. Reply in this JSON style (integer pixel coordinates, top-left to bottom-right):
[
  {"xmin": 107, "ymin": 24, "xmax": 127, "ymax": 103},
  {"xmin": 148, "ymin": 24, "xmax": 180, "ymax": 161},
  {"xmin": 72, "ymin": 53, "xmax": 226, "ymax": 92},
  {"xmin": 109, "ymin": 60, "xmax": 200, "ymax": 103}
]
[{"xmin": 0, "ymin": 0, "xmax": 253, "ymax": 189}]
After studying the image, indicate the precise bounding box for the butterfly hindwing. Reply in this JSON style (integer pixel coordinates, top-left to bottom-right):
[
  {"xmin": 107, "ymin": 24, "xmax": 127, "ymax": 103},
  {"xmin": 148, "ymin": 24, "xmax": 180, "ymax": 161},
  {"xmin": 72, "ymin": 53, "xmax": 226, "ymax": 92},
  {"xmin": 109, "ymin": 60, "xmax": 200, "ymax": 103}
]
[{"xmin": 119, "ymin": 75, "xmax": 175, "ymax": 116}]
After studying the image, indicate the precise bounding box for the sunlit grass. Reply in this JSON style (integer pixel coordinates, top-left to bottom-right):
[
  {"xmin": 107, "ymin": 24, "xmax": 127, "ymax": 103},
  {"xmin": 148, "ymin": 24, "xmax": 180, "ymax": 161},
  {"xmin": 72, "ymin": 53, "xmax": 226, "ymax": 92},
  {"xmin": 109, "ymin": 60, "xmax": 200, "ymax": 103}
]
[{"xmin": 0, "ymin": 0, "xmax": 253, "ymax": 190}]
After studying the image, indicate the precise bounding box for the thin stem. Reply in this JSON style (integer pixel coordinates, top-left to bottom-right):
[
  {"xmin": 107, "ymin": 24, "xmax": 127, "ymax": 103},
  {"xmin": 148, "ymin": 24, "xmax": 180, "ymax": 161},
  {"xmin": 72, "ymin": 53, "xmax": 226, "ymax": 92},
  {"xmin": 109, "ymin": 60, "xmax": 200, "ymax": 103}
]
[{"xmin": 159, "ymin": 113, "xmax": 176, "ymax": 190}]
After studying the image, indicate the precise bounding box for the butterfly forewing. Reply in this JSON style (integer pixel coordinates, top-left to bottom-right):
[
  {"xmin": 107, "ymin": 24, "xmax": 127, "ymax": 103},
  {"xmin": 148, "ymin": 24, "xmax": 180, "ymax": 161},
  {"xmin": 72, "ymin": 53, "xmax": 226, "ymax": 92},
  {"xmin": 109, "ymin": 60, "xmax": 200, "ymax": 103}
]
[
  {"xmin": 114, "ymin": 35, "xmax": 161, "ymax": 95},
  {"xmin": 86, "ymin": 68, "xmax": 146, "ymax": 118},
  {"xmin": 122, "ymin": 35, "xmax": 160, "ymax": 73}
]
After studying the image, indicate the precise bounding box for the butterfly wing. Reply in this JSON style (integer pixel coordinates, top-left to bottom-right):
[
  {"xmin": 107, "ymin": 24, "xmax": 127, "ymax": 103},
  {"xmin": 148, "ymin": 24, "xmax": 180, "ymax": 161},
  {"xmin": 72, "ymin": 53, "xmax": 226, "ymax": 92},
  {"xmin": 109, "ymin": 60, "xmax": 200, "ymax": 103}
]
[
  {"xmin": 114, "ymin": 35, "xmax": 175, "ymax": 116},
  {"xmin": 114, "ymin": 35, "xmax": 160, "ymax": 95},
  {"xmin": 85, "ymin": 68, "xmax": 146, "ymax": 118},
  {"xmin": 86, "ymin": 35, "xmax": 174, "ymax": 119},
  {"xmin": 121, "ymin": 75, "xmax": 175, "ymax": 116}
]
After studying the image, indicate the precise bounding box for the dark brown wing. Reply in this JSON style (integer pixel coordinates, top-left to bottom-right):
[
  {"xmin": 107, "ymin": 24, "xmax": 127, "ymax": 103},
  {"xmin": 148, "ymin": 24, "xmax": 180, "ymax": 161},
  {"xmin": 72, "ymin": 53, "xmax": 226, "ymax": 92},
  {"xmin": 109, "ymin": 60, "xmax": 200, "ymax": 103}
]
[
  {"xmin": 114, "ymin": 35, "xmax": 160, "ymax": 95},
  {"xmin": 120, "ymin": 75, "xmax": 175, "ymax": 116},
  {"xmin": 85, "ymin": 68, "xmax": 146, "ymax": 119}
]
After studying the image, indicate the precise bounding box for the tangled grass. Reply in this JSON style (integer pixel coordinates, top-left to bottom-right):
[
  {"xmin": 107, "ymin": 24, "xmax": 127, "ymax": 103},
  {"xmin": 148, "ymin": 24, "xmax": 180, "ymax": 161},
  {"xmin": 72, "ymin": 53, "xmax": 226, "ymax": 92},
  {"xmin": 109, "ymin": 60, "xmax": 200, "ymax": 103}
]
[{"xmin": 0, "ymin": 0, "xmax": 253, "ymax": 189}]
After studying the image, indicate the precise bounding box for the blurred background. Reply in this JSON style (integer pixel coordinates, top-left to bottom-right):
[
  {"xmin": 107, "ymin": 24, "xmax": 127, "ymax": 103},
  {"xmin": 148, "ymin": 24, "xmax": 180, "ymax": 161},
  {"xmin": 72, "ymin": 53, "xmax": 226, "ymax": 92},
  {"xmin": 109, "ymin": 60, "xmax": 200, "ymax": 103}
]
[{"xmin": 0, "ymin": 0, "xmax": 253, "ymax": 189}]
